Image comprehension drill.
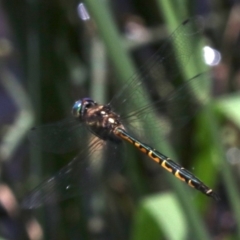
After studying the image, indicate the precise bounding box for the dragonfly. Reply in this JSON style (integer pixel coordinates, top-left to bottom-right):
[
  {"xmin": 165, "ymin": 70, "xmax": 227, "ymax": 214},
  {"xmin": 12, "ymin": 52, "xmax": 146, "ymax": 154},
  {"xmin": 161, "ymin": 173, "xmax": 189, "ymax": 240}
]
[{"xmin": 23, "ymin": 18, "xmax": 220, "ymax": 208}]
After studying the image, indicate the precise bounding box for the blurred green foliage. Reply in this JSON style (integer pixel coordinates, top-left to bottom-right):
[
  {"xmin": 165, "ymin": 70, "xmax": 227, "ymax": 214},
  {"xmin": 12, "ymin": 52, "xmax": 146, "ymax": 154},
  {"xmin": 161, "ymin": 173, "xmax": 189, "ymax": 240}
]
[{"xmin": 1, "ymin": 0, "xmax": 240, "ymax": 240}]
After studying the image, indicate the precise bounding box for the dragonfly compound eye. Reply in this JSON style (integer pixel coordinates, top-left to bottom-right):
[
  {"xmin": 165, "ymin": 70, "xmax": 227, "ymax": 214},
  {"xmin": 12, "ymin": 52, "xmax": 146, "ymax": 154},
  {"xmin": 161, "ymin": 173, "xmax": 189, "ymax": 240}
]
[
  {"xmin": 81, "ymin": 98, "xmax": 96, "ymax": 111},
  {"xmin": 72, "ymin": 100, "xmax": 83, "ymax": 118}
]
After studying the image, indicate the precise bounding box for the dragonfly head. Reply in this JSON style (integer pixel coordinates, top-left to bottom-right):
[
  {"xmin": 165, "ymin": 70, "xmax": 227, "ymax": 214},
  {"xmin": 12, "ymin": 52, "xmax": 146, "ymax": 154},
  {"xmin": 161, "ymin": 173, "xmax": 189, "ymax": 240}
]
[{"xmin": 72, "ymin": 98, "xmax": 96, "ymax": 119}]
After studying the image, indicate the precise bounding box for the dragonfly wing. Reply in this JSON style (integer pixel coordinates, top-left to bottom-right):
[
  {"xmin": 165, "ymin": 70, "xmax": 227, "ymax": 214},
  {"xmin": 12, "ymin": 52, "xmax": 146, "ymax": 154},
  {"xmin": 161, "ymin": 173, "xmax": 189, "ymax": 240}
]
[
  {"xmin": 109, "ymin": 17, "xmax": 204, "ymax": 118},
  {"xmin": 122, "ymin": 73, "xmax": 211, "ymax": 144},
  {"xmin": 28, "ymin": 118, "xmax": 86, "ymax": 154},
  {"xmin": 22, "ymin": 138, "xmax": 105, "ymax": 209}
]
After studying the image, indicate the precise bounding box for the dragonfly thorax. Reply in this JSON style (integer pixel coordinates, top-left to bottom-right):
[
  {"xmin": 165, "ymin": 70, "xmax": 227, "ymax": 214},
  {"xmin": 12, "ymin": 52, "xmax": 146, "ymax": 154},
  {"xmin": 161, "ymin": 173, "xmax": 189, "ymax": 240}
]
[{"xmin": 72, "ymin": 98, "xmax": 124, "ymax": 143}]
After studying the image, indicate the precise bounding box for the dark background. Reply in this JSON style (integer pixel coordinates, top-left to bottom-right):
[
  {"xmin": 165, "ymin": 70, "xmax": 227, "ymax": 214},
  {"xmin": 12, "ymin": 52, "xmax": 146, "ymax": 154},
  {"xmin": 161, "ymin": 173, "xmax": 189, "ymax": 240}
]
[{"xmin": 0, "ymin": 0, "xmax": 239, "ymax": 239}]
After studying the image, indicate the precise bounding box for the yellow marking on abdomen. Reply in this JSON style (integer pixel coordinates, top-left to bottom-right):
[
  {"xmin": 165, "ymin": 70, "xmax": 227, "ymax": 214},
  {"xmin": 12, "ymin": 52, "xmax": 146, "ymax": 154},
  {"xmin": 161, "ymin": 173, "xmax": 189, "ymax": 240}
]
[
  {"xmin": 188, "ymin": 180, "xmax": 195, "ymax": 188},
  {"xmin": 116, "ymin": 131, "xmax": 134, "ymax": 144},
  {"xmin": 175, "ymin": 170, "xmax": 186, "ymax": 182},
  {"xmin": 161, "ymin": 160, "xmax": 173, "ymax": 173},
  {"xmin": 148, "ymin": 151, "xmax": 160, "ymax": 163},
  {"xmin": 206, "ymin": 189, "xmax": 213, "ymax": 194},
  {"xmin": 135, "ymin": 143, "xmax": 148, "ymax": 154}
]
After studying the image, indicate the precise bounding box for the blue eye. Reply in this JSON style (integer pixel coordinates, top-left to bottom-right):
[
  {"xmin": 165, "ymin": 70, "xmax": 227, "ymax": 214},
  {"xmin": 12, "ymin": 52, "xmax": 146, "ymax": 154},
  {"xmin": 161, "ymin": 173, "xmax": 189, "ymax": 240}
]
[{"xmin": 72, "ymin": 100, "xmax": 82, "ymax": 118}]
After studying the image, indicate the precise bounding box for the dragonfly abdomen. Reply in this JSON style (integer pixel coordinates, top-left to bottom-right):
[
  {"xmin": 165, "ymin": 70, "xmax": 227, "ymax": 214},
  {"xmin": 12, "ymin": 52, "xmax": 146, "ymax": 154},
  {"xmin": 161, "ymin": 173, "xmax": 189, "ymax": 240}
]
[{"xmin": 114, "ymin": 127, "xmax": 220, "ymax": 201}]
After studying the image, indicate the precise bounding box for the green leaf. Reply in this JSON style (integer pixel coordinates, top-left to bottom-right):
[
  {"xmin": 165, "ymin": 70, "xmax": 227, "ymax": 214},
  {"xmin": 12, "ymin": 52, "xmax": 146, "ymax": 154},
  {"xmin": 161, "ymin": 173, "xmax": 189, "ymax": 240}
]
[
  {"xmin": 214, "ymin": 94, "xmax": 240, "ymax": 128},
  {"xmin": 131, "ymin": 192, "xmax": 187, "ymax": 240}
]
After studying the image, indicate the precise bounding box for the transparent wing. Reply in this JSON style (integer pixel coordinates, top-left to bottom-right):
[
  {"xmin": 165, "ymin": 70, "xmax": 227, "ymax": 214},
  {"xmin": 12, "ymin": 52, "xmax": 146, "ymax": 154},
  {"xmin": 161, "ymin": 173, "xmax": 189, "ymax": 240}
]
[
  {"xmin": 110, "ymin": 17, "xmax": 204, "ymax": 118},
  {"xmin": 22, "ymin": 138, "xmax": 105, "ymax": 209},
  {"xmin": 122, "ymin": 73, "xmax": 210, "ymax": 144},
  {"xmin": 24, "ymin": 17, "xmax": 207, "ymax": 208},
  {"xmin": 28, "ymin": 118, "xmax": 86, "ymax": 154}
]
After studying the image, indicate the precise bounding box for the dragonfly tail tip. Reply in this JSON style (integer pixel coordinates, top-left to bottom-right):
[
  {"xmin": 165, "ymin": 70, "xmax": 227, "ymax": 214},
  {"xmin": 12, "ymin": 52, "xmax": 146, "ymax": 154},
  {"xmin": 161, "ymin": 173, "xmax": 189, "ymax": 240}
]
[{"xmin": 211, "ymin": 192, "xmax": 221, "ymax": 201}]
